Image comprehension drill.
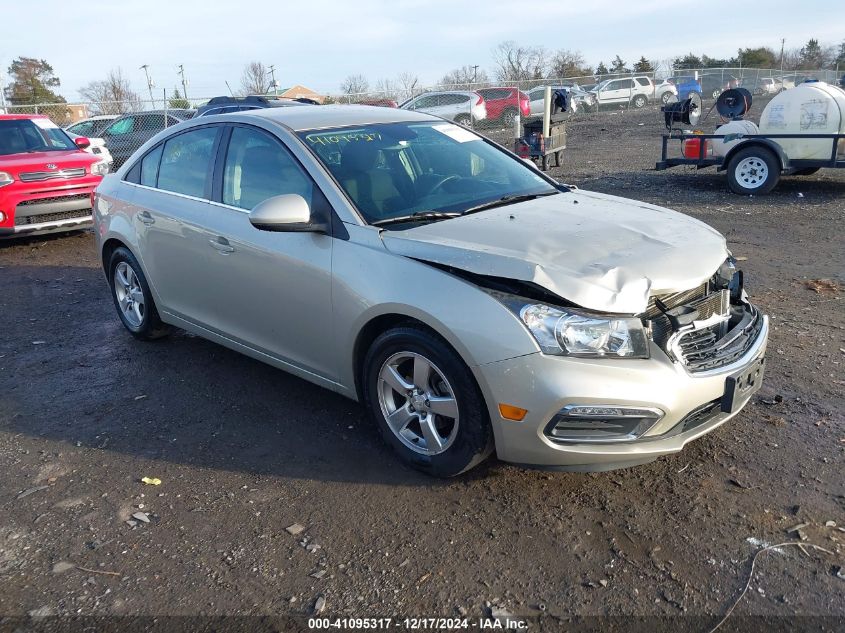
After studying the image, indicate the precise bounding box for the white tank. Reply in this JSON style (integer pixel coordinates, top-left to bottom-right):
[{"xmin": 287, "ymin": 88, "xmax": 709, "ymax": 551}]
[
  {"xmin": 711, "ymin": 119, "xmax": 759, "ymax": 157},
  {"xmin": 758, "ymin": 81, "xmax": 845, "ymax": 160}
]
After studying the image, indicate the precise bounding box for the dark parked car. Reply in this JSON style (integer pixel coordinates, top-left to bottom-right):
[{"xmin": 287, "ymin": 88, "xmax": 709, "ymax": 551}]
[
  {"xmin": 195, "ymin": 95, "xmax": 313, "ymax": 117},
  {"xmin": 698, "ymin": 74, "xmax": 740, "ymax": 99},
  {"xmin": 100, "ymin": 110, "xmax": 195, "ymax": 168}
]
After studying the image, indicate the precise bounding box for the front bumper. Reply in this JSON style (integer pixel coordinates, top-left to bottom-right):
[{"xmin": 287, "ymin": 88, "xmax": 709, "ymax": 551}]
[
  {"xmin": 475, "ymin": 314, "xmax": 768, "ymax": 470},
  {"xmin": 0, "ymin": 180, "xmax": 98, "ymax": 238}
]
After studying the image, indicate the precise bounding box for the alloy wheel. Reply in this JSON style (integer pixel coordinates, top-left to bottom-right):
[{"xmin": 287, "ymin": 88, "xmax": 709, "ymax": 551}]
[
  {"xmin": 113, "ymin": 261, "xmax": 145, "ymax": 328},
  {"xmin": 377, "ymin": 352, "xmax": 459, "ymax": 455}
]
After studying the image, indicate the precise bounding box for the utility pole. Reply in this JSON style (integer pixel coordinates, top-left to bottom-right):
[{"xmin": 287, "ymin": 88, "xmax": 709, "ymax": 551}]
[
  {"xmin": 177, "ymin": 64, "xmax": 189, "ymax": 102},
  {"xmin": 779, "ymin": 38, "xmax": 785, "ymax": 80},
  {"xmin": 267, "ymin": 65, "xmax": 277, "ymax": 95},
  {"xmin": 140, "ymin": 65, "xmax": 155, "ymax": 104},
  {"xmin": 471, "ymin": 65, "xmax": 479, "ymax": 84}
]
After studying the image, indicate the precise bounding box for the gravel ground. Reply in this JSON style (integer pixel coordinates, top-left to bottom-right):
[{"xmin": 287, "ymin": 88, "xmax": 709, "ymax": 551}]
[{"xmin": 1, "ymin": 101, "xmax": 843, "ymax": 632}]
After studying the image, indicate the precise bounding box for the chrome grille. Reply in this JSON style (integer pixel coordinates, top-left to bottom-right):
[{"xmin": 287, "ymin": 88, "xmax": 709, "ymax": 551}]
[
  {"xmin": 19, "ymin": 168, "xmax": 87, "ymax": 182},
  {"xmin": 674, "ymin": 306, "xmax": 764, "ymax": 372}
]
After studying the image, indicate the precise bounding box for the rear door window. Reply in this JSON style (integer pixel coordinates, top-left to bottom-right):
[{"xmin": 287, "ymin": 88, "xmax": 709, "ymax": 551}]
[
  {"xmin": 156, "ymin": 127, "xmax": 218, "ymax": 198},
  {"xmin": 140, "ymin": 144, "xmax": 164, "ymax": 187}
]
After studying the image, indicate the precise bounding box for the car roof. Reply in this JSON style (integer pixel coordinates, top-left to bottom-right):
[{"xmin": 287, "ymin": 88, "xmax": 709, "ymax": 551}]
[
  {"xmin": 241, "ymin": 104, "xmax": 440, "ymax": 131},
  {"xmin": 111, "ymin": 109, "xmax": 195, "ymax": 120},
  {"xmin": 0, "ymin": 113, "xmax": 48, "ymax": 120}
]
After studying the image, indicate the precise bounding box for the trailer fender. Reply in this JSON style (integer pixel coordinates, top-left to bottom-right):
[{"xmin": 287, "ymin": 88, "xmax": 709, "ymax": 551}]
[{"xmin": 718, "ymin": 139, "xmax": 789, "ymax": 172}]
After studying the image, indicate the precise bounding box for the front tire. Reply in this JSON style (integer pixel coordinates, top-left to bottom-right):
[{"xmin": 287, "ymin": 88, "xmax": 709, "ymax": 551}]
[
  {"xmin": 661, "ymin": 91, "xmax": 673, "ymax": 105},
  {"xmin": 363, "ymin": 326, "xmax": 493, "ymax": 477},
  {"xmin": 726, "ymin": 146, "xmax": 781, "ymax": 195},
  {"xmin": 108, "ymin": 247, "xmax": 170, "ymax": 340}
]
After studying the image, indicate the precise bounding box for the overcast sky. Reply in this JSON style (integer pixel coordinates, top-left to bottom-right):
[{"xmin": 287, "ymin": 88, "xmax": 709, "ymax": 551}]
[{"xmin": 3, "ymin": 0, "xmax": 843, "ymax": 102}]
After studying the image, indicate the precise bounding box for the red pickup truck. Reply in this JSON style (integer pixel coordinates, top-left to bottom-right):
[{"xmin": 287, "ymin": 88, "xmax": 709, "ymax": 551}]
[{"xmin": 0, "ymin": 114, "xmax": 108, "ymax": 238}]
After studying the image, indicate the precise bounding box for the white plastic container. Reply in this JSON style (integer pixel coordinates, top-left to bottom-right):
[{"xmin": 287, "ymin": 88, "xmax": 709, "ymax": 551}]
[
  {"xmin": 711, "ymin": 119, "xmax": 759, "ymax": 157},
  {"xmin": 759, "ymin": 81, "xmax": 845, "ymax": 160}
]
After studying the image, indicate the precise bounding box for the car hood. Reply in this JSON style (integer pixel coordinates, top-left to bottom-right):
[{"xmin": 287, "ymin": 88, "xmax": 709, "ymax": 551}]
[
  {"xmin": 0, "ymin": 150, "xmax": 95, "ymax": 173},
  {"xmin": 380, "ymin": 190, "xmax": 728, "ymax": 314}
]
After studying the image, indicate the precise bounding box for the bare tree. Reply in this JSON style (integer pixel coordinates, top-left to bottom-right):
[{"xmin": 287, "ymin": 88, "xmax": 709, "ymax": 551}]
[
  {"xmin": 374, "ymin": 77, "xmax": 398, "ymax": 99},
  {"xmin": 493, "ymin": 41, "xmax": 548, "ymax": 82},
  {"xmin": 396, "ymin": 71, "xmax": 420, "ymax": 101},
  {"xmin": 548, "ymin": 50, "xmax": 591, "ymax": 80},
  {"xmin": 340, "ymin": 74, "xmax": 369, "ymax": 95},
  {"xmin": 440, "ymin": 65, "xmax": 488, "ymax": 88},
  {"xmin": 78, "ymin": 68, "xmax": 141, "ymax": 114},
  {"xmin": 240, "ymin": 62, "xmax": 269, "ymax": 96}
]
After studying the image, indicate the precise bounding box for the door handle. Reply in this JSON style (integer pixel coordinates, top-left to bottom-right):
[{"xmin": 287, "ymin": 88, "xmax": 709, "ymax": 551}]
[
  {"xmin": 208, "ymin": 237, "xmax": 235, "ymax": 254},
  {"xmin": 138, "ymin": 211, "xmax": 155, "ymax": 225}
]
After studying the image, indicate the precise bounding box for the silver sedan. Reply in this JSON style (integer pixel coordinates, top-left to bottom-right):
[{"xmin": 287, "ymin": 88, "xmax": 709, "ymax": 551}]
[{"xmin": 93, "ymin": 105, "xmax": 767, "ymax": 476}]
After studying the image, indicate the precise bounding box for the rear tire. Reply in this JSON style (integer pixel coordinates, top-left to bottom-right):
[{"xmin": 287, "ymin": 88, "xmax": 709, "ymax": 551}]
[
  {"xmin": 632, "ymin": 94, "xmax": 647, "ymax": 109},
  {"xmin": 363, "ymin": 326, "xmax": 493, "ymax": 477},
  {"xmin": 108, "ymin": 247, "xmax": 170, "ymax": 340},
  {"xmin": 711, "ymin": 88, "xmax": 722, "ymax": 100},
  {"xmin": 501, "ymin": 107, "xmax": 519, "ymax": 125},
  {"xmin": 726, "ymin": 146, "xmax": 781, "ymax": 195},
  {"xmin": 454, "ymin": 114, "xmax": 472, "ymax": 127}
]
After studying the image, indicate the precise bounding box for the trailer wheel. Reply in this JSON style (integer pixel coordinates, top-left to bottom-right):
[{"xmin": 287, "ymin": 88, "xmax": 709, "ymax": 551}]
[
  {"xmin": 726, "ymin": 146, "xmax": 780, "ymax": 195},
  {"xmin": 793, "ymin": 167, "xmax": 820, "ymax": 176}
]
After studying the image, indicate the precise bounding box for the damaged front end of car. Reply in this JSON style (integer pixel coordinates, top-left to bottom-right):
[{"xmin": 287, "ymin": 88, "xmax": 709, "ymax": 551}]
[{"xmin": 645, "ymin": 256, "xmax": 766, "ymax": 374}]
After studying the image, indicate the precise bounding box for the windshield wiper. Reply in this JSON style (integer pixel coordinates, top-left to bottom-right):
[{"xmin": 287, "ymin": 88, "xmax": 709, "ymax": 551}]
[
  {"xmin": 371, "ymin": 210, "xmax": 461, "ymax": 228},
  {"xmin": 460, "ymin": 191, "xmax": 560, "ymax": 216}
]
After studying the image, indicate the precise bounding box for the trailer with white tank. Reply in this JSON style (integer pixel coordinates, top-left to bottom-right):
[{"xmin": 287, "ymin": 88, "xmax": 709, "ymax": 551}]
[{"xmin": 655, "ymin": 81, "xmax": 845, "ymax": 194}]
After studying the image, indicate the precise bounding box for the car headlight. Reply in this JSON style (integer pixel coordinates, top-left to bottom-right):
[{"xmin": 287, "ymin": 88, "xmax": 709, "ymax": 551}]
[
  {"xmin": 91, "ymin": 161, "xmax": 110, "ymax": 176},
  {"xmin": 518, "ymin": 304, "xmax": 650, "ymax": 358},
  {"xmin": 0, "ymin": 171, "xmax": 13, "ymax": 187}
]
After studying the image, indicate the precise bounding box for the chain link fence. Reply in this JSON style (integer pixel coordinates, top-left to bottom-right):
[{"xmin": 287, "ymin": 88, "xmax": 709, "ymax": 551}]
[{"xmin": 3, "ymin": 67, "xmax": 841, "ymax": 166}]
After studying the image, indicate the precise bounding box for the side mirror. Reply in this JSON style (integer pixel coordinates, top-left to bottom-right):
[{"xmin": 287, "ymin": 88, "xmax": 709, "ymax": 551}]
[
  {"xmin": 74, "ymin": 136, "xmax": 91, "ymax": 149},
  {"xmin": 249, "ymin": 194, "xmax": 327, "ymax": 233}
]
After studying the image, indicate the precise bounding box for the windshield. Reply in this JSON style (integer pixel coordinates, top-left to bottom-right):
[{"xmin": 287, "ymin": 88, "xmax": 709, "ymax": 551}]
[
  {"xmin": 298, "ymin": 122, "xmax": 558, "ymax": 225},
  {"xmin": 0, "ymin": 118, "xmax": 77, "ymax": 155}
]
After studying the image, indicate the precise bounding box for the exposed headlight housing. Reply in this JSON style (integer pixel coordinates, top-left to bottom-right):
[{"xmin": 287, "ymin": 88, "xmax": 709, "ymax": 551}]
[
  {"xmin": 519, "ymin": 304, "xmax": 650, "ymax": 358},
  {"xmin": 0, "ymin": 171, "xmax": 14, "ymax": 187},
  {"xmin": 91, "ymin": 161, "xmax": 110, "ymax": 176}
]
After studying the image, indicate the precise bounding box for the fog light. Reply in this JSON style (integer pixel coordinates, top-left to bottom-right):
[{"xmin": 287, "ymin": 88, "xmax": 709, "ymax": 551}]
[{"xmin": 545, "ymin": 405, "xmax": 664, "ymax": 443}]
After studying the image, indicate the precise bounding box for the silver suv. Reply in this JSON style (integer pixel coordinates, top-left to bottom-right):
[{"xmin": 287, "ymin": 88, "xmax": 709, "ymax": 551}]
[
  {"xmin": 591, "ymin": 76, "xmax": 658, "ymax": 108},
  {"xmin": 93, "ymin": 106, "xmax": 768, "ymax": 476}
]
